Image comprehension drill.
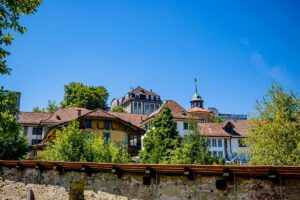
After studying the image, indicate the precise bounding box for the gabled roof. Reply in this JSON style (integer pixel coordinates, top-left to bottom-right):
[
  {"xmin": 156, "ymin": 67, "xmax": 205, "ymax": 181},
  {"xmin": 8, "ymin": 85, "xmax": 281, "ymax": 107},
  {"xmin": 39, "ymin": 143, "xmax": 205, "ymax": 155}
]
[
  {"xmin": 41, "ymin": 108, "xmax": 91, "ymax": 124},
  {"xmin": 131, "ymin": 86, "xmax": 160, "ymax": 97},
  {"xmin": 19, "ymin": 112, "xmax": 51, "ymax": 125},
  {"xmin": 144, "ymin": 100, "xmax": 195, "ymax": 123},
  {"xmin": 52, "ymin": 108, "xmax": 145, "ymax": 132},
  {"xmin": 198, "ymin": 120, "xmax": 250, "ymax": 138},
  {"xmin": 109, "ymin": 112, "xmax": 147, "ymax": 127}
]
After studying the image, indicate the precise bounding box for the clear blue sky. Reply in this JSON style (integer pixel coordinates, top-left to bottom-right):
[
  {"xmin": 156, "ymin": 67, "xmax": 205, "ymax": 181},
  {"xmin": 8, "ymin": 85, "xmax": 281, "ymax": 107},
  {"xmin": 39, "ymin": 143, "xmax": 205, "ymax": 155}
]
[{"xmin": 1, "ymin": 0, "xmax": 299, "ymax": 115}]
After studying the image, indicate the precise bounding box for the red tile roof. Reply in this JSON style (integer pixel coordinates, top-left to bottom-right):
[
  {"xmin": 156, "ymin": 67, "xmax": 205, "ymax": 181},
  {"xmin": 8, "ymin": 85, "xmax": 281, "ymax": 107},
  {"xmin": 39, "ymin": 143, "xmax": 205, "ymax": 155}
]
[
  {"xmin": 41, "ymin": 108, "xmax": 91, "ymax": 124},
  {"xmin": 188, "ymin": 107, "xmax": 213, "ymax": 113},
  {"xmin": 109, "ymin": 112, "xmax": 147, "ymax": 127},
  {"xmin": 19, "ymin": 112, "xmax": 51, "ymax": 125},
  {"xmin": 146, "ymin": 100, "xmax": 195, "ymax": 121},
  {"xmin": 198, "ymin": 120, "xmax": 250, "ymax": 138},
  {"xmin": 131, "ymin": 86, "xmax": 160, "ymax": 97}
]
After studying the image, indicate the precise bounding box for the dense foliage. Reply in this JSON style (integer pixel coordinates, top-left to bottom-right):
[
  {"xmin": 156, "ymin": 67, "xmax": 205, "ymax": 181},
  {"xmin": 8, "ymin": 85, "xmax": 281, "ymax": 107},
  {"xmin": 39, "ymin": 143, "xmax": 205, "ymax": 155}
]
[
  {"xmin": 246, "ymin": 83, "xmax": 300, "ymax": 165},
  {"xmin": 0, "ymin": 0, "xmax": 41, "ymax": 75},
  {"xmin": 211, "ymin": 116, "xmax": 224, "ymax": 123},
  {"xmin": 42, "ymin": 121, "xmax": 130, "ymax": 163},
  {"xmin": 170, "ymin": 129, "xmax": 225, "ymax": 164},
  {"xmin": 110, "ymin": 106, "xmax": 126, "ymax": 113},
  {"xmin": 140, "ymin": 107, "xmax": 219, "ymax": 164},
  {"xmin": 33, "ymin": 100, "xmax": 58, "ymax": 113},
  {"xmin": 139, "ymin": 107, "xmax": 180, "ymax": 164},
  {"xmin": 61, "ymin": 82, "xmax": 109, "ymax": 110},
  {"xmin": 0, "ymin": 90, "xmax": 28, "ymax": 159}
]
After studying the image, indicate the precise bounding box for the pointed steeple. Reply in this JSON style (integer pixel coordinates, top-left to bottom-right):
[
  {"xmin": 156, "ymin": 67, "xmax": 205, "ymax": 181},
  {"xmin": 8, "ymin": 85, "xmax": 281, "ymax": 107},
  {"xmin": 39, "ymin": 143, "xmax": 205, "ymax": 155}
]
[{"xmin": 190, "ymin": 78, "xmax": 204, "ymax": 108}]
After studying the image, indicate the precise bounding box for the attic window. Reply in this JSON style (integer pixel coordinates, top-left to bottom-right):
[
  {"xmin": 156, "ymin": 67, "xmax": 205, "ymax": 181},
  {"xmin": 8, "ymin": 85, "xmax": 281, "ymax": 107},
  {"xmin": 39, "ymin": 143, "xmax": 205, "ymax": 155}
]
[
  {"xmin": 181, "ymin": 111, "xmax": 186, "ymax": 116},
  {"xmin": 56, "ymin": 115, "xmax": 61, "ymax": 120}
]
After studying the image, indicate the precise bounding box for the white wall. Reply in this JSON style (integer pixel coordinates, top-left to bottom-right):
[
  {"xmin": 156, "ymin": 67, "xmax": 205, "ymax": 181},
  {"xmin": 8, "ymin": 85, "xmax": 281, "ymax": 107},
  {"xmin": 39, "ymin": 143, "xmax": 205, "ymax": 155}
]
[
  {"xmin": 22, "ymin": 125, "xmax": 48, "ymax": 146},
  {"xmin": 207, "ymin": 137, "xmax": 225, "ymax": 158},
  {"xmin": 176, "ymin": 121, "xmax": 193, "ymax": 137},
  {"xmin": 226, "ymin": 138, "xmax": 248, "ymax": 161}
]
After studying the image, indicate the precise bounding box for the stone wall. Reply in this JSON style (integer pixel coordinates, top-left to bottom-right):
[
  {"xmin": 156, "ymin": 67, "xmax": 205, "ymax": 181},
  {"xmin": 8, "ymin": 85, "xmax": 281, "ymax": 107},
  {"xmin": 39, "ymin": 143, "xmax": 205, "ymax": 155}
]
[{"xmin": 0, "ymin": 166, "xmax": 300, "ymax": 200}]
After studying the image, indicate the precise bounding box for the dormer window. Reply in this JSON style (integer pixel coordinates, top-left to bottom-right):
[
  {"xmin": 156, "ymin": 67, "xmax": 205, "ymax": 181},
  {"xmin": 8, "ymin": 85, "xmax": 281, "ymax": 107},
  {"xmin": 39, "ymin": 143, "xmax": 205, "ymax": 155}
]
[
  {"xmin": 181, "ymin": 111, "xmax": 186, "ymax": 116},
  {"xmin": 223, "ymin": 122, "xmax": 235, "ymax": 134},
  {"xmin": 56, "ymin": 115, "xmax": 61, "ymax": 120}
]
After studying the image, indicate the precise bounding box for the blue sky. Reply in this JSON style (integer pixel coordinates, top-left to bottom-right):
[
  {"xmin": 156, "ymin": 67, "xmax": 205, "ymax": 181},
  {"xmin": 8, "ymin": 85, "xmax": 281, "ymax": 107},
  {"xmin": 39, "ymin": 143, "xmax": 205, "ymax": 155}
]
[{"xmin": 1, "ymin": 0, "xmax": 299, "ymax": 114}]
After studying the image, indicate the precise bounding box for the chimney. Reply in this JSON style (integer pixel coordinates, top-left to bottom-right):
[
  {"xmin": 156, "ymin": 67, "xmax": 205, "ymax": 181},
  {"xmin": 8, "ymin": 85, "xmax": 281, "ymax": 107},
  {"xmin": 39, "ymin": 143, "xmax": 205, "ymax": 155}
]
[{"xmin": 77, "ymin": 109, "xmax": 82, "ymax": 117}]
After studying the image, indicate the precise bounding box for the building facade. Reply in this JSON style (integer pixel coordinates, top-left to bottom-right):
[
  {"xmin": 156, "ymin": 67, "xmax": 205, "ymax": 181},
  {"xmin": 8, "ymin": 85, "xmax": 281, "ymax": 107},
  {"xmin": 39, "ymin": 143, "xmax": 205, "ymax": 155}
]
[
  {"xmin": 19, "ymin": 108, "xmax": 146, "ymax": 156},
  {"xmin": 208, "ymin": 107, "xmax": 248, "ymax": 120},
  {"xmin": 199, "ymin": 120, "xmax": 250, "ymax": 162},
  {"xmin": 111, "ymin": 86, "xmax": 163, "ymax": 115}
]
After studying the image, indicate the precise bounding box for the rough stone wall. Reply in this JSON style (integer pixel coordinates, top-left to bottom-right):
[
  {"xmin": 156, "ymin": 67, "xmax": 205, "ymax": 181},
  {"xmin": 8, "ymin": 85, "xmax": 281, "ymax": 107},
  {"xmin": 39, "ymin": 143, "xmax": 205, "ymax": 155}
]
[{"xmin": 0, "ymin": 167, "xmax": 300, "ymax": 200}]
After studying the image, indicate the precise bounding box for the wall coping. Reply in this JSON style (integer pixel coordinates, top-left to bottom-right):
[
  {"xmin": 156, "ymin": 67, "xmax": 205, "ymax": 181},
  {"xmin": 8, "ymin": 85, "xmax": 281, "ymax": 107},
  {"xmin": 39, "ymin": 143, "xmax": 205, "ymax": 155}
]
[{"xmin": 1, "ymin": 160, "xmax": 300, "ymax": 178}]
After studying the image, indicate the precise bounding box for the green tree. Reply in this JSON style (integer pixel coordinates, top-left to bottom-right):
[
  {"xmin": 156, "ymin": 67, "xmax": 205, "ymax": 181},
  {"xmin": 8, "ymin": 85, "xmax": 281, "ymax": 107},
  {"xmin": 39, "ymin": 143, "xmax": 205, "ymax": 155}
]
[
  {"xmin": 0, "ymin": 0, "xmax": 41, "ymax": 75},
  {"xmin": 61, "ymin": 82, "xmax": 109, "ymax": 110},
  {"xmin": 42, "ymin": 121, "xmax": 130, "ymax": 163},
  {"xmin": 139, "ymin": 107, "xmax": 181, "ymax": 164},
  {"xmin": 33, "ymin": 100, "xmax": 58, "ymax": 113},
  {"xmin": 245, "ymin": 83, "xmax": 300, "ymax": 165},
  {"xmin": 110, "ymin": 106, "xmax": 126, "ymax": 113},
  {"xmin": 0, "ymin": 90, "xmax": 28, "ymax": 159},
  {"xmin": 170, "ymin": 128, "xmax": 223, "ymax": 164},
  {"xmin": 212, "ymin": 116, "xmax": 224, "ymax": 123}
]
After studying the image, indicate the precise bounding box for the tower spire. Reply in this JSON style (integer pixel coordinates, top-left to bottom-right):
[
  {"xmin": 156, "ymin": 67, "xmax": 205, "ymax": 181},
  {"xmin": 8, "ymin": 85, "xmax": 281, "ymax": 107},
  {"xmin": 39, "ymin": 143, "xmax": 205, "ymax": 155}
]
[{"xmin": 194, "ymin": 78, "xmax": 198, "ymax": 94}]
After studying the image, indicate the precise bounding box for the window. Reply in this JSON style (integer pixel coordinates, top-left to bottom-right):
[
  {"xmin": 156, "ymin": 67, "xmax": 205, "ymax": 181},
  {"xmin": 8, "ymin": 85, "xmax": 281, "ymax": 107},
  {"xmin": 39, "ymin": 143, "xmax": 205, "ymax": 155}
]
[
  {"xmin": 103, "ymin": 132, "xmax": 110, "ymax": 144},
  {"xmin": 84, "ymin": 120, "xmax": 92, "ymax": 129},
  {"xmin": 138, "ymin": 102, "xmax": 142, "ymax": 114},
  {"xmin": 32, "ymin": 127, "xmax": 42, "ymax": 135},
  {"xmin": 207, "ymin": 139, "xmax": 211, "ymax": 147},
  {"xmin": 218, "ymin": 139, "xmax": 222, "ymax": 147},
  {"xmin": 133, "ymin": 101, "xmax": 138, "ymax": 114},
  {"xmin": 218, "ymin": 151, "xmax": 223, "ymax": 158},
  {"xmin": 145, "ymin": 103, "xmax": 150, "ymax": 114},
  {"xmin": 212, "ymin": 139, "xmax": 217, "ymax": 147},
  {"xmin": 150, "ymin": 103, "xmax": 154, "ymax": 113},
  {"xmin": 104, "ymin": 121, "xmax": 110, "ymax": 130},
  {"xmin": 23, "ymin": 126, "xmax": 28, "ymax": 136},
  {"xmin": 129, "ymin": 135, "xmax": 138, "ymax": 146},
  {"xmin": 213, "ymin": 151, "xmax": 217, "ymax": 157},
  {"xmin": 199, "ymin": 117, "xmax": 205, "ymax": 123},
  {"xmin": 155, "ymin": 104, "xmax": 160, "ymax": 110},
  {"xmin": 31, "ymin": 139, "xmax": 42, "ymax": 145},
  {"xmin": 135, "ymin": 94, "xmax": 140, "ymax": 99},
  {"xmin": 183, "ymin": 122, "xmax": 188, "ymax": 130}
]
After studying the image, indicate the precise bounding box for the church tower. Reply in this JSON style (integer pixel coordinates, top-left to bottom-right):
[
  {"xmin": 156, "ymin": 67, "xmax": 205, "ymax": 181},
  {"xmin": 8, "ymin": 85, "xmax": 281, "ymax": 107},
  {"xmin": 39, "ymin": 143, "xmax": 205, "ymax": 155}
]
[{"xmin": 190, "ymin": 78, "xmax": 204, "ymax": 108}]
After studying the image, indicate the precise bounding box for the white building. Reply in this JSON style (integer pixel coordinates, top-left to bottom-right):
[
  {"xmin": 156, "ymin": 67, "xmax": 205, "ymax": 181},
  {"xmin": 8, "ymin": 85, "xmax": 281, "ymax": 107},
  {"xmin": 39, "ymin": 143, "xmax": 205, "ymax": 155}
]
[
  {"xmin": 19, "ymin": 108, "xmax": 90, "ymax": 146},
  {"xmin": 199, "ymin": 120, "xmax": 250, "ymax": 162}
]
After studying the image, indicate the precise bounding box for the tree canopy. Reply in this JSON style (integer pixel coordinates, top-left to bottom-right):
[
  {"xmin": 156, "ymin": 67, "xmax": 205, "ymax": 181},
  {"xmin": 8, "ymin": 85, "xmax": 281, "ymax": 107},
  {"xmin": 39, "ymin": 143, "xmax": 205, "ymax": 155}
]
[
  {"xmin": 170, "ymin": 128, "xmax": 224, "ymax": 164},
  {"xmin": 0, "ymin": 0, "xmax": 41, "ymax": 75},
  {"xmin": 139, "ymin": 107, "xmax": 181, "ymax": 164},
  {"xmin": 110, "ymin": 106, "xmax": 126, "ymax": 113},
  {"xmin": 246, "ymin": 83, "xmax": 300, "ymax": 165},
  {"xmin": 33, "ymin": 100, "xmax": 58, "ymax": 113},
  {"xmin": 0, "ymin": 90, "xmax": 28, "ymax": 159},
  {"xmin": 42, "ymin": 121, "xmax": 130, "ymax": 163},
  {"xmin": 60, "ymin": 82, "xmax": 109, "ymax": 110}
]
